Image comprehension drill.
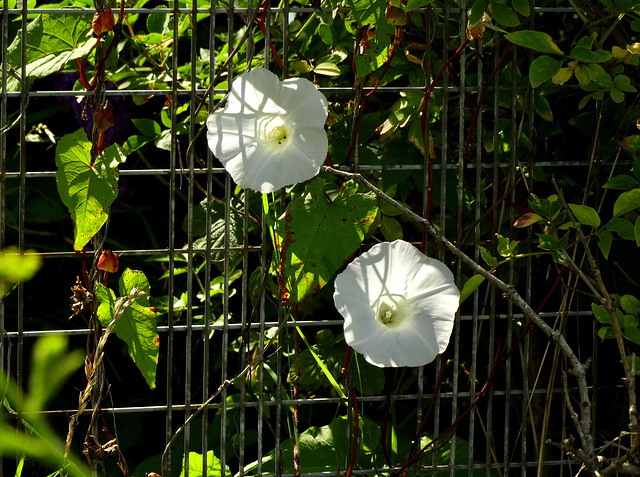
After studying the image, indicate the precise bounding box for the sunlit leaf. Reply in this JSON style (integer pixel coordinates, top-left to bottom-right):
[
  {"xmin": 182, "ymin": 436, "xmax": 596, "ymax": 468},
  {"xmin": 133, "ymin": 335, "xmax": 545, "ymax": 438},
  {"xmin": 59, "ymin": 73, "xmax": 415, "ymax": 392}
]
[
  {"xmin": 55, "ymin": 129, "xmax": 126, "ymax": 251},
  {"xmin": 613, "ymin": 188, "xmax": 640, "ymax": 216},
  {"xmin": 505, "ymin": 30, "xmax": 564, "ymax": 55},
  {"xmin": 180, "ymin": 451, "xmax": 231, "ymax": 477},
  {"xmin": 569, "ymin": 204, "xmax": 600, "ymax": 227},
  {"xmin": 96, "ymin": 269, "xmax": 159, "ymax": 389},
  {"xmin": 274, "ymin": 178, "xmax": 378, "ymax": 304}
]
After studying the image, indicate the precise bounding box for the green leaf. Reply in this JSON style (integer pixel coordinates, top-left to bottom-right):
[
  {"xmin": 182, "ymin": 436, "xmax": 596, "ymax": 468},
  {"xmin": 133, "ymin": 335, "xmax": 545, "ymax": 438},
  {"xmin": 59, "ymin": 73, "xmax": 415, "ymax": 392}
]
[
  {"xmin": 624, "ymin": 326, "xmax": 640, "ymax": 345},
  {"xmin": 569, "ymin": 46, "xmax": 614, "ymax": 63},
  {"xmin": 613, "ymin": 188, "xmax": 640, "ymax": 216},
  {"xmin": 604, "ymin": 174, "xmax": 639, "ymax": 190},
  {"xmin": 513, "ymin": 212, "xmax": 543, "ymax": 228},
  {"xmin": 478, "ymin": 245, "xmax": 498, "ymax": 269},
  {"xmin": 460, "ymin": 274, "xmax": 485, "ymax": 304},
  {"xmin": 380, "ymin": 215, "xmax": 403, "ymax": 241},
  {"xmin": 405, "ymin": 0, "xmax": 436, "ymax": 11},
  {"xmin": 512, "ymin": 0, "xmax": 530, "ymax": 16},
  {"xmin": 0, "ymin": 247, "xmax": 42, "ymax": 298},
  {"xmin": 596, "ymin": 229, "xmax": 613, "ymax": 258},
  {"xmin": 55, "ymin": 129, "xmax": 125, "ymax": 251},
  {"xmin": 275, "ymin": 178, "xmax": 378, "ymax": 304},
  {"xmin": 288, "ymin": 343, "xmax": 345, "ymax": 392},
  {"xmin": 180, "ymin": 451, "xmax": 231, "ymax": 477},
  {"xmin": 607, "ymin": 217, "xmax": 635, "ymax": 240},
  {"xmin": 536, "ymin": 233, "xmax": 557, "ymax": 251},
  {"xmin": 592, "ymin": 303, "xmax": 612, "ymax": 324},
  {"xmin": 316, "ymin": 23, "xmax": 334, "ymax": 45},
  {"xmin": 491, "ymin": 3, "xmax": 520, "ymax": 26},
  {"xmin": 497, "ymin": 234, "xmax": 519, "ymax": 257},
  {"xmin": 534, "ymin": 90, "xmax": 554, "ymax": 121},
  {"xmin": 469, "ymin": 0, "xmax": 489, "ymax": 26},
  {"xmin": 621, "ymin": 295, "xmax": 640, "ymax": 316},
  {"xmin": 598, "ymin": 326, "xmax": 616, "ymax": 340},
  {"xmin": 6, "ymin": 14, "xmax": 93, "ymax": 91},
  {"xmin": 635, "ymin": 216, "xmax": 640, "ymax": 246},
  {"xmin": 243, "ymin": 416, "xmax": 380, "ymax": 475},
  {"xmin": 132, "ymin": 118, "xmax": 162, "ymax": 137},
  {"xmin": 505, "ymin": 30, "xmax": 564, "ymax": 56},
  {"xmin": 529, "ymin": 56, "xmax": 562, "ymax": 88},
  {"xmin": 314, "ymin": 62, "xmax": 341, "ymax": 77},
  {"xmin": 610, "ymin": 88, "xmax": 625, "ymax": 103},
  {"xmin": 619, "ymin": 135, "xmax": 640, "ymax": 154},
  {"xmin": 96, "ymin": 269, "xmax": 159, "ymax": 389},
  {"xmin": 614, "ymin": 74, "xmax": 637, "ymax": 92},
  {"xmin": 569, "ymin": 203, "xmax": 601, "ymax": 227}
]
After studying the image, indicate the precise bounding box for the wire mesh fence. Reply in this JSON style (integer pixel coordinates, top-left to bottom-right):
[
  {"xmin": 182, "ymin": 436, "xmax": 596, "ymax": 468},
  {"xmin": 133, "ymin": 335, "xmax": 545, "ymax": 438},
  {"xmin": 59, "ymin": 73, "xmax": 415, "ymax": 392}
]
[{"xmin": 2, "ymin": 0, "xmax": 640, "ymax": 476}]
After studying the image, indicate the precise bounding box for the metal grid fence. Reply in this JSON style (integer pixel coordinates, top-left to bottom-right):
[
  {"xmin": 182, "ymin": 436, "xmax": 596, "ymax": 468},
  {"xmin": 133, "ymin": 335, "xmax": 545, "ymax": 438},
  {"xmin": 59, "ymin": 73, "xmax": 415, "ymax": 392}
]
[{"xmin": 0, "ymin": 0, "xmax": 628, "ymax": 476}]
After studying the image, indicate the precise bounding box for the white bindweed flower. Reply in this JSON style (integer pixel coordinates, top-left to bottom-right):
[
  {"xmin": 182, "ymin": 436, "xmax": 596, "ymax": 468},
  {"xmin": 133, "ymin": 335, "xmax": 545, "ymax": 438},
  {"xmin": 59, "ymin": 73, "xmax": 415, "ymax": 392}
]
[
  {"xmin": 333, "ymin": 240, "xmax": 460, "ymax": 368},
  {"xmin": 206, "ymin": 68, "xmax": 329, "ymax": 193}
]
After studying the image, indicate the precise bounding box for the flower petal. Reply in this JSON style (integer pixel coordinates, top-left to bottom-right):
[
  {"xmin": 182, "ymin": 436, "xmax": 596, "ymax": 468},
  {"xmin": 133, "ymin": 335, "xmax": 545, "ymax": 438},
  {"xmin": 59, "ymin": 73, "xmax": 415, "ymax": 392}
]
[
  {"xmin": 206, "ymin": 113, "xmax": 258, "ymax": 161},
  {"xmin": 280, "ymin": 78, "xmax": 329, "ymax": 129},
  {"xmin": 225, "ymin": 69, "xmax": 284, "ymax": 115}
]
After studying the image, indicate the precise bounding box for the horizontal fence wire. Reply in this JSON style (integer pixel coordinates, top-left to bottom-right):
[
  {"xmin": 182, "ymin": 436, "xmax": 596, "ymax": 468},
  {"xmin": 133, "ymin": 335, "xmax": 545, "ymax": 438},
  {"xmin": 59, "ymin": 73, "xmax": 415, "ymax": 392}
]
[{"xmin": 0, "ymin": 0, "xmax": 613, "ymax": 476}]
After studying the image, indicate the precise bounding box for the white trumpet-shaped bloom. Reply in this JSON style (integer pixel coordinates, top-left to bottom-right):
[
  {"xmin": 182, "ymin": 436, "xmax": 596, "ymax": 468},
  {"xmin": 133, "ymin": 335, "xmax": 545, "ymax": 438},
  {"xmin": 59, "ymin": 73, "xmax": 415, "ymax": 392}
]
[
  {"xmin": 206, "ymin": 68, "xmax": 329, "ymax": 193},
  {"xmin": 333, "ymin": 240, "xmax": 460, "ymax": 368}
]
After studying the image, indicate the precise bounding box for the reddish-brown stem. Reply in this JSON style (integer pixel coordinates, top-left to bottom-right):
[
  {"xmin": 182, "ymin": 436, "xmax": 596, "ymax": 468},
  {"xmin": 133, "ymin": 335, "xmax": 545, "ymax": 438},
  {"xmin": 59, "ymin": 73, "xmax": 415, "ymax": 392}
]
[{"xmin": 256, "ymin": 0, "xmax": 284, "ymax": 71}]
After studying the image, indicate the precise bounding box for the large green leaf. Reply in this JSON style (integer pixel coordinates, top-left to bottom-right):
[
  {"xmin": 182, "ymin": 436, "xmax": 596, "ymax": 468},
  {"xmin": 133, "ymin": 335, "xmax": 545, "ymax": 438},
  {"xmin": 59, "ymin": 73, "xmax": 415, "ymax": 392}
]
[
  {"xmin": 529, "ymin": 55, "xmax": 562, "ymax": 88},
  {"xmin": 5, "ymin": 13, "xmax": 93, "ymax": 91},
  {"xmin": 505, "ymin": 30, "xmax": 564, "ymax": 56},
  {"xmin": 613, "ymin": 188, "xmax": 640, "ymax": 217},
  {"xmin": 274, "ymin": 178, "xmax": 379, "ymax": 304},
  {"xmin": 55, "ymin": 129, "xmax": 126, "ymax": 251},
  {"xmin": 96, "ymin": 269, "xmax": 159, "ymax": 389}
]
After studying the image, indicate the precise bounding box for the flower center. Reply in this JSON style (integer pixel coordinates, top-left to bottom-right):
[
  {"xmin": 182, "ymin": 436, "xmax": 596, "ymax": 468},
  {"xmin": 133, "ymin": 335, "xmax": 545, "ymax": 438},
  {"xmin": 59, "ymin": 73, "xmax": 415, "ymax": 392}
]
[
  {"xmin": 265, "ymin": 123, "xmax": 290, "ymax": 147},
  {"xmin": 376, "ymin": 295, "xmax": 406, "ymax": 329}
]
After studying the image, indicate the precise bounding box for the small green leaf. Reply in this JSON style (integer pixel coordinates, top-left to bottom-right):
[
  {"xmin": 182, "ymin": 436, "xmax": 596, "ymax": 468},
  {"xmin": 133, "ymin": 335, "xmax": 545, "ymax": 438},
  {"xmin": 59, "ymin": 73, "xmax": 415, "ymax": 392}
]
[
  {"xmin": 624, "ymin": 326, "xmax": 640, "ymax": 345},
  {"xmin": 614, "ymin": 74, "xmax": 637, "ymax": 92},
  {"xmin": 478, "ymin": 245, "xmax": 498, "ymax": 269},
  {"xmin": 610, "ymin": 88, "xmax": 625, "ymax": 103},
  {"xmin": 469, "ymin": 0, "xmax": 489, "ymax": 26},
  {"xmin": 613, "ymin": 188, "xmax": 640, "ymax": 216},
  {"xmin": 316, "ymin": 23, "xmax": 334, "ymax": 45},
  {"xmin": 96, "ymin": 269, "xmax": 159, "ymax": 389},
  {"xmin": 491, "ymin": 3, "xmax": 520, "ymax": 26},
  {"xmin": 619, "ymin": 135, "xmax": 640, "ymax": 154},
  {"xmin": 569, "ymin": 46, "xmax": 614, "ymax": 63},
  {"xmin": 592, "ymin": 303, "xmax": 612, "ymax": 324},
  {"xmin": 132, "ymin": 118, "xmax": 161, "ymax": 137},
  {"xmin": 460, "ymin": 274, "xmax": 485, "ymax": 304},
  {"xmin": 505, "ymin": 30, "xmax": 564, "ymax": 56},
  {"xmin": 180, "ymin": 451, "xmax": 231, "ymax": 477},
  {"xmin": 569, "ymin": 203, "xmax": 601, "ymax": 227},
  {"xmin": 604, "ymin": 174, "xmax": 639, "ymax": 190},
  {"xmin": 513, "ymin": 212, "xmax": 543, "ymax": 228},
  {"xmin": 497, "ymin": 234, "xmax": 519, "ymax": 257},
  {"xmin": 536, "ymin": 233, "xmax": 557, "ymax": 251},
  {"xmin": 529, "ymin": 56, "xmax": 562, "ymax": 88},
  {"xmin": 380, "ymin": 216, "xmax": 403, "ymax": 241},
  {"xmin": 512, "ymin": 0, "xmax": 530, "ymax": 16},
  {"xmin": 635, "ymin": 216, "xmax": 640, "ymax": 246},
  {"xmin": 534, "ymin": 90, "xmax": 554, "ymax": 121},
  {"xmin": 621, "ymin": 295, "xmax": 640, "ymax": 316},
  {"xmin": 598, "ymin": 326, "xmax": 616, "ymax": 340},
  {"xmin": 596, "ymin": 229, "xmax": 613, "ymax": 258},
  {"xmin": 314, "ymin": 62, "xmax": 341, "ymax": 77},
  {"xmin": 574, "ymin": 65, "xmax": 592, "ymax": 87},
  {"xmin": 0, "ymin": 247, "xmax": 42, "ymax": 298},
  {"xmin": 607, "ymin": 217, "xmax": 635, "ymax": 240}
]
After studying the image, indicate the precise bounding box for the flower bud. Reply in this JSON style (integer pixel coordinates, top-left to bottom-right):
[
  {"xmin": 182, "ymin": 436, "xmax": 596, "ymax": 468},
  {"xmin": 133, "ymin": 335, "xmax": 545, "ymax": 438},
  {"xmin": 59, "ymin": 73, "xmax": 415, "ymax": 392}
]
[{"xmin": 98, "ymin": 249, "xmax": 119, "ymax": 273}]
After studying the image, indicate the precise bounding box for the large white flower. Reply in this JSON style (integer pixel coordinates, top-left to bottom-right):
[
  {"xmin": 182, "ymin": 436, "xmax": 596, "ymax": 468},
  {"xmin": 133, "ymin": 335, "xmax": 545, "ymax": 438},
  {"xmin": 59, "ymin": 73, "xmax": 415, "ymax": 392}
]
[
  {"xmin": 333, "ymin": 240, "xmax": 460, "ymax": 368},
  {"xmin": 206, "ymin": 68, "xmax": 329, "ymax": 193}
]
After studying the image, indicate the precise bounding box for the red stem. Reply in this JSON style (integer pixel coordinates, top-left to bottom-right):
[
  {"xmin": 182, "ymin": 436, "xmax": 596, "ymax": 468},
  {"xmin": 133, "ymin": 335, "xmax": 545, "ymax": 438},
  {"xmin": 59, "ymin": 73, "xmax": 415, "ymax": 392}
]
[{"xmin": 257, "ymin": 0, "xmax": 284, "ymax": 71}]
